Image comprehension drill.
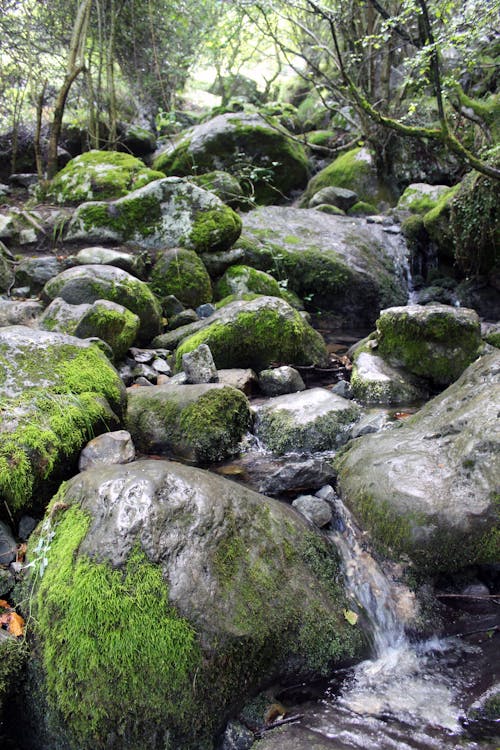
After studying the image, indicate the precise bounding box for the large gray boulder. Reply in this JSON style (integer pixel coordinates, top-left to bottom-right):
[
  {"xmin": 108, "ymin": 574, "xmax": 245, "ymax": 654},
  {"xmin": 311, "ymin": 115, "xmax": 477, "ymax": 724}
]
[
  {"xmin": 42, "ymin": 264, "xmax": 162, "ymax": 344},
  {"xmin": 336, "ymin": 351, "xmax": 500, "ymax": 573},
  {"xmin": 254, "ymin": 388, "xmax": 361, "ymax": 454},
  {"xmin": 235, "ymin": 207, "xmax": 409, "ymax": 326},
  {"xmin": 350, "ymin": 350, "xmax": 429, "ymax": 404},
  {"xmin": 0, "ymin": 326, "xmax": 125, "ymax": 515},
  {"xmin": 152, "ymin": 112, "xmax": 309, "ymax": 205},
  {"xmin": 66, "ymin": 176, "xmax": 242, "ymax": 253},
  {"xmin": 24, "ymin": 459, "xmax": 364, "ymax": 750}
]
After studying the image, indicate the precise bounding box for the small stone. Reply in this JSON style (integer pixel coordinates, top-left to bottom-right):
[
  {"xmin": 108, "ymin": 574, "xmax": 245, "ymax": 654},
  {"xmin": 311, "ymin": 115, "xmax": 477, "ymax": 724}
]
[
  {"xmin": 79, "ymin": 430, "xmax": 136, "ymax": 472},
  {"xmin": 162, "ymin": 295, "xmax": 185, "ymax": 318},
  {"xmin": 182, "ymin": 344, "xmax": 218, "ymax": 384},
  {"xmin": 0, "ymin": 568, "xmax": 14, "ymax": 598},
  {"xmin": 152, "ymin": 358, "xmax": 171, "ymax": 375},
  {"xmin": 292, "ymin": 495, "xmax": 332, "ymax": 528},
  {"xmin": 196, "ymin": 302, "xmax": 216, "ymax": 318},
  {"xmin": 167, "ymin": 309, "xmax": 199, "ymax": 330},
  {"xmin": 132, "ymin": 363, "xmax": 157, "ymax": 382},
  {"xmin": 331, "ymin": 380, "xmax": 353, "ymax": 399},
  {"xmin": 117, "ymin": 362, "xmax": 135, "ymax": 386},
  {"xmin": 156, "ymin": 374, "xmax": 170, "ymax": 385},
  {"xmin": 0, "ymin": 521, "xmax": 17, "ymax": 565},
  {"xmin": 134, "ymin": 376, "xmax": 155, "ymax": 386},
  {"xmin": 130, "ymin": 347, "xmax": 155, "ymax": 363},
  {"xmin": 9, "ymin": 173, "xmax": 38, "ymax": 188},
  {"xmin": 351, "ymin": 410, "xmax": 391, "ymax": 437},
  {"xmin": 218, "ymin": 369, "xmax": 257, "ymax": 395},
  {"xmin": 258, "ymin": 366, "xmax": 305, "ymax": 396},
  {"xmin": 221, "ymin": 720, "xmax": 255, "ymax": 750}
]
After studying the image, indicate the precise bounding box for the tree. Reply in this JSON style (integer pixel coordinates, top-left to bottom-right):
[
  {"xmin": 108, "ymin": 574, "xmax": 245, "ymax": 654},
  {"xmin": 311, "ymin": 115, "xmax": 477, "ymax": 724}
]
[{"xmin": 248, "ymin": 0, "xmax": 500, "ymax": 180}]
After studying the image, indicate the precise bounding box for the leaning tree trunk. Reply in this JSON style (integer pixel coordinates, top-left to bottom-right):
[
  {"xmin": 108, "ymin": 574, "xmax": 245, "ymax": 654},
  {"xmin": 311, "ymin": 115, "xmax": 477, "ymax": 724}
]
[{"xmin": 47, "ymin": 0, "xmax": 92, "ymax": 178}]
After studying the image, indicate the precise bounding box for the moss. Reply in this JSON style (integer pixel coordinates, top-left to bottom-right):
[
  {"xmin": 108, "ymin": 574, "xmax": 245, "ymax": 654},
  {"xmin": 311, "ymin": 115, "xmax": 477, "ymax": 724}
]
[
  {"xmin": 0, "ymin": 390, "xmax": 114, "ymax": 512},
  {"xmin": 398, "ymin": 186, "xmax": 447, "ymax": 214},
  {"xmin": 376, "ymin": 307, "xmax": 480, "ymax": 385},
  {"xmin": 152, "ymin": 138, "xmax": 194, "ymax": 174},
  {"xmin": 484, "ymin": 330, "xmax": 500, "ymax": 348},
  {"xmin": 214, "ymin": 265, "xmax": 282, "ymax": 300},
  {"xmin": 174, "ymin": 305, "xmax": 327, "ymax": 371},
  {"xmin": 422, "ymin": 184, "xmax": 460, "ymax": 260},
  {"xmin": 189, "ymin": 171, "xmax": 245, "ymax": 209},
  {"xmin": 347, "ymin": 200, "xmax": 378, "ymax": 215},
  {"xmin": 150, "ymin": 248, "xmax": 212, "ymax": 308},
  {"xmin": 178, "ymin": 387, "xmax": 251, "ymax": 463},
  {"xmin": 42, "ymin": 150, "xmax": 164, "ymax": 205},
  {"xmin": 32, "ymin": 505, "xmax": 201, "ymax": 749},
  {"xmin": 301, "ymin": 147, "xmax": 395, "ymax": 208},
  {"xmin": 0, "ymin": 634, "xmax": 27, "ymax": 714},
  {"xmin": 188, "ymin": 206, "xmax": 242, "ymax": 253},
  {"xmin": 75, "ymin": 303, "xmax": 140, "ymax": 360},
  {"xmin": 79, "ymin": 192, "xmax": 163, "ymax": 240}
]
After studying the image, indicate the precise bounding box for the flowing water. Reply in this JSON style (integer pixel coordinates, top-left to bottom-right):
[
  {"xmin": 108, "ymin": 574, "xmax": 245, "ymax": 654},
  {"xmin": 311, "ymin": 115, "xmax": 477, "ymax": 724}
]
[{"xmin": 276, "ymin": 494, "xmax": 500, "ymax": 750}]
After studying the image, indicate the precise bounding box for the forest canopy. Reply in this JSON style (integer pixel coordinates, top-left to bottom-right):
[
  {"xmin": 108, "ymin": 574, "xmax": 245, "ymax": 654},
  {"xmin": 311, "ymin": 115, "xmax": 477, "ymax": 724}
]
[{"xmin": 0, "ymin": 0, "xmax": 498, "ymax": 178}]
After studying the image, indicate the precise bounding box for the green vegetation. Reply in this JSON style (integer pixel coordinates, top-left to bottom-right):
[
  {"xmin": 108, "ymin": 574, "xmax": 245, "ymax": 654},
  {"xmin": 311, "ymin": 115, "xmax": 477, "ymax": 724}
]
[
  {"xmin": 215, "ymin": 265, "xmax": 282, "ymax": 300},
  {"xmin": 74, "ymin": 303, "xmax": 140, "ymax": 360},
  {"xmin": 188, "ymin": 206, "xmax": 243, "ymax": 252},
  {"xmin": 151, "ymin": 248, "xmax": 213, "ymax": 309},
  {"xmin": 33, "ymin": 504, "xmax": 201, "ymax": 749}
]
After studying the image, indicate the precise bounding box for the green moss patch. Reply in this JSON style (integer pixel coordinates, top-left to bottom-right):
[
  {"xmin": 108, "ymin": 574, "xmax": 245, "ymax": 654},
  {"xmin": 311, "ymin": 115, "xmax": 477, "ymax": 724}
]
[
  {"xmin": 41, "ymin": 150, "xmax": 164, "ymax": 205},
  {"xmin": 188, "ymin": 206, "xmax": 243, "ymax": 253},
  {"xmin": 32, "ymin": 505, "xmax": 200, "ymax": 748},
  {"xmin": 215, "ymin": 265, "xmax": 282, "ymax": 300},
  {"xmin": 151, "ymin": 248, "xmax": 212, "ymax": 309}
]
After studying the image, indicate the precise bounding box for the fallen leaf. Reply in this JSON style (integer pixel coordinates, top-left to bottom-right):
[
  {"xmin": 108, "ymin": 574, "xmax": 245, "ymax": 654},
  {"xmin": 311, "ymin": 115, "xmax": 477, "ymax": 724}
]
[
  {"xmin": 0, "ymin": 611, "xmax": 25, "ymax": 636},
  {"xmin": 394, "ymin": 412, "xmax": 412, "ymax": 420},
  {"xmin": 343, "ymin": 609, "xmax": 358, "ymax": 626},
  {"xmin": 0, "ymin": 599, "xmax": 10, "ymax": 610},
  {"xmin": 16, "ymin": 543, "xmax": 27, "ymax": 563}
]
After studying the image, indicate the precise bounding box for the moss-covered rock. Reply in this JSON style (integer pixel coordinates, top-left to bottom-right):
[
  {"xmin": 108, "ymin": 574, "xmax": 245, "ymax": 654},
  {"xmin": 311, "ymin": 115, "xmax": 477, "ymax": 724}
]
[
  {"xmin": 236, "ymin": 206, "xmax": 408, "ymax": 326},
  {"xmin": 67, "ymin": 177, "xmax": 242, "ymax": 253},
  {"xmin": 151, "ymin": 248, "xmax": 212, "ymax": 309},
  {"xmin": 42, "ymin": 264, "xmax": 162, "ymax": 345},
  {"xmin": 422, "ymin": 184, "xmax": 460, "ymax": 262},
  {"xmin": 350, "ymin": 350, "xmax": 429, "ymax": 404},
  {"xmin": 153, "ymin": 112, "xmax": 309, "ymax": 205},
  {"xmin": 74, "ymin": 300, "xmax": 140, "ymax": 360},
  {"xmin": 300, "ymin": 147, "xmax": 396, "ymax": 209},
  {"xmin": 0, "ymin": 326, "xmax": 125, "ymax": 516},
  {"xmin": 376, "ymin": 303, "xmax": 481, "ymax": 387},
  {"xmin": 40, "ymin": 150, "xmax": 164, "ymax": 205},
  {"xmin": 24, "ymin": 459, "xmax": 364, "ymax": 749},
  {"xmin": 189, "ymin": 170, "xmax": 245, "ymax": 209},
  {"xmin": 396, "ymin": 183, "xmax": 451, "ymax": 214},
  {"xmin": 174, "ymin": 296, "xmax": 328, "ymax": 371},
  {"xmin": 254, "ymin": 388, "xmax": 361, "ymax": 454},
  {"xmin": 126, "ymin": 383, "xmax": 251, "ymax": 464},
  {"xmin": 0, "ymin": 635, "xmax": 26, "ymax": 719},
  {"xmin": 335, "ymin": 351, "xmax": 500, "ymax": 573},
  {"xmin": 215, "ymin": 265, "xmax": 282, "ymax": 300}
]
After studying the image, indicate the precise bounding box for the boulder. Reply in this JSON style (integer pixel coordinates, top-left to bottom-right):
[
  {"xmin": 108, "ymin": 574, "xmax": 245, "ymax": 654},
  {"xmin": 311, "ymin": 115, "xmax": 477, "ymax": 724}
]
[
  {"xmin": 152, "ymin": 112, "xmax": 309, "ymax": 205},
  {"xmin": 0, "ymin": 326, "xmax": 125, "ymax": 515},
  {"xmin": 189, "ymin": 170, "xmax": 245, "ymax": 209},
  {"xmin": 254, "ymin": 388, "xmax": 361, "ymax": 455},
  {"xmin": 216, "ymin": 454, "xmax": 337, "ymax": 496},
  {"xmin": 14, "ymin": 255, "xmax": 66, "ymax": 294},
  {"xmin": 39, "ymin": 297, "xmax": 92, "ymax": 335},
  {"xmin": 41, "ymin": 150, "xmax": 164, "ymax": 204},
  {"xmin": 350, "ymin": 350, "xmax": 429, "ymax": 404},
  {"xmin": 42, "ymin": 264, "xmax": 162, "ymax": 344},
  {"xmin": 78, "ymin": 430, "xmax": 136, "ymax": 471},
  {"xmin": 126, "ymin": 383, "xmax": 250, "ymax": 464},
  {"xmin": 0, "ymin": 300, "xmax": 44, "ymax": 328},
  {"xmin": 172, "ymin": 296, "xmax": 329, "ymax": 371},
  {"xmin": 236, "ymin": 206, "xmax": 408, "ymax": 326},
  {"xmin": 375, "ymin": 304, "xmax": 481, "ymax": 387},
  {"xmin": 74, "ymin": 300, "xmax": 141, "ymax": 360},
  {"xmin": 396, "ymin": 183, "xmax": 451, "ymax": 214},
  {"xmin": 182, "ymin": 343, "xmax": 218, "ymax": 384},
  {"xmin": 292, "ymin": 495, "xmax": 333, "ymax": 527},
  {"xmin": 150, "ymin": 247, "xmax": 212, "ymax": 309},
  {"xmin": 215, "ymin": 264, "xmax": 283, "ymax": 300},
  {"xmin": 335, "ymin": 351, "xmax": 500, "ymax": 572},
  {"xmin": 23, "ymin": 460, "xmax": 363, "ymax": 749},
  {"xmin": 300, "ymin": 147, "xmax": 396, "ymax": 209},
  {"xmin": 73, "ymin": 246, "xmax": 145, "ymax": 277},
  {"xmin": 258, "ymin": 365, "xmax": 305, "ymax": 396},
  {"xmin": 308, "ymin": 186, "xmax": 358, "ymax": 211},
  {"xmin": 66, "ymin": 176, "xmax": 242, "ymax": 253}
]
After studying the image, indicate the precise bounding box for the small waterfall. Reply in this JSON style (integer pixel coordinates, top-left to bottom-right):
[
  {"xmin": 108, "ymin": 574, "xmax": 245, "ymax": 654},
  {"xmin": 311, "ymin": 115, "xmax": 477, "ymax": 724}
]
[
  {"xmin": 327, "ymin": 492, "xmax": 417, "ymax": 654},
  {"xmin": 324, "ymin": 492, "xmax": 473, "ymax": 736}
]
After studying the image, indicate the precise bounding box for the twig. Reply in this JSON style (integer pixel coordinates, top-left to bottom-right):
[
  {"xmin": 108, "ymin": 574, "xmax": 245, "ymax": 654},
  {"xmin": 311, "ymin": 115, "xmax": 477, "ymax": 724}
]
[{"xmin": 255, "ymin": 714, "xmax": 303, "ymax": 737}]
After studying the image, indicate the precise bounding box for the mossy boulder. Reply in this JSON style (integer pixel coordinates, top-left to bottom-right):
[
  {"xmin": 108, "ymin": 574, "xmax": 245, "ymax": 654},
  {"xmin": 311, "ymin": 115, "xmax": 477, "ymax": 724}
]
[
  {"xmin": 189, "ymin": 170, "xmax": 245, "ymax": 209},
  {"xmin": 376, "ymin": 304, "xmax": 481, "ymax": 387},
  {"xmin": 300, "ymin": 147, "xmax": 396, "ymax": 209},
  {"xmin": 0, "ymin": 635, "xmax": 26, "ymax": 720},
  {"xmin": 350, "ymin": 350, "xmax": 429, "ymax": 405},
  {"xmin": 42, "ymin": 264, "xmax": 162, "ymax": 345},
  {"xmin": 74, "ymin": 300, "xmax": 140, "ymax": 360},
  {"xmin": 0, "ymin": 326, "xmax": 125, "ymax": 516},
  {"xmin": 422, "ymin": 184, "xmax": 460, "ymax": 262},
  {"xmin": 152, "ymin": 112, "xmax": 309, "ymax": 205},
  {"xmin": 126, "ymin": 383, "xmax": 251, "ymax": 464},
  {"xmin": 396, "ymin": 183, "xmax": 451, "ymax": 214},
  {"xmin": 335, "ymin": 351, "xmax": 500, "ymax": 573},
  {"xmin": 236, "ymin": 206, "xmax": 409, "ymax": 326},
  {"xmin": 73, "ymin": 246, "xmax": 145, "ymax": 277},
  {"xmin": 150, "ymin": 248, "xmax": 212, "ymax": 309},
  {"xmin": 174, "ymin": 296, "xmax": 328, "ymax": 371},
  {"xmin": 66, "ymin": 176, "xmax": 242, "ymax": 253},
  {"xmin": 215, "ymin": 265, "xmax": 282, "ymax": 300},
  {"xmin": 23, "ymin": 459, "xmax": 364, "ymax": 749},
  {"xmin": 40, "ymin": 150, "xmax": 164, "ymax": 205},
  {"xmin": 254, "ymin": 388, "xmax": 361, "ymax": 454}
]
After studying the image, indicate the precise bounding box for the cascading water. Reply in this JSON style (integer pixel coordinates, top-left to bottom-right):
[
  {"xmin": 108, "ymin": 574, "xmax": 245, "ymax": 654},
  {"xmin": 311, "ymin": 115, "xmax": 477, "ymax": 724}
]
[{"xmin": 287, "ymin": 492, "xmax": 498, "ymax": 750}]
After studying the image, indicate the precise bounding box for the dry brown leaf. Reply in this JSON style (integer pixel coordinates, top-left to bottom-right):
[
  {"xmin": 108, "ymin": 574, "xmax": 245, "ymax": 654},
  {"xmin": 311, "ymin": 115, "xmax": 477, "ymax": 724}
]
[
  {"xmin": 0, "ymin": 611, "xmax": 25, "ymax": 636},
  {"xmin": 16, "ymin": 543, "xmax": 27, "ymax": 563},
  {"xmin": 0, "ymin": 599, "xmax": 10, "ymax": 610}
]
